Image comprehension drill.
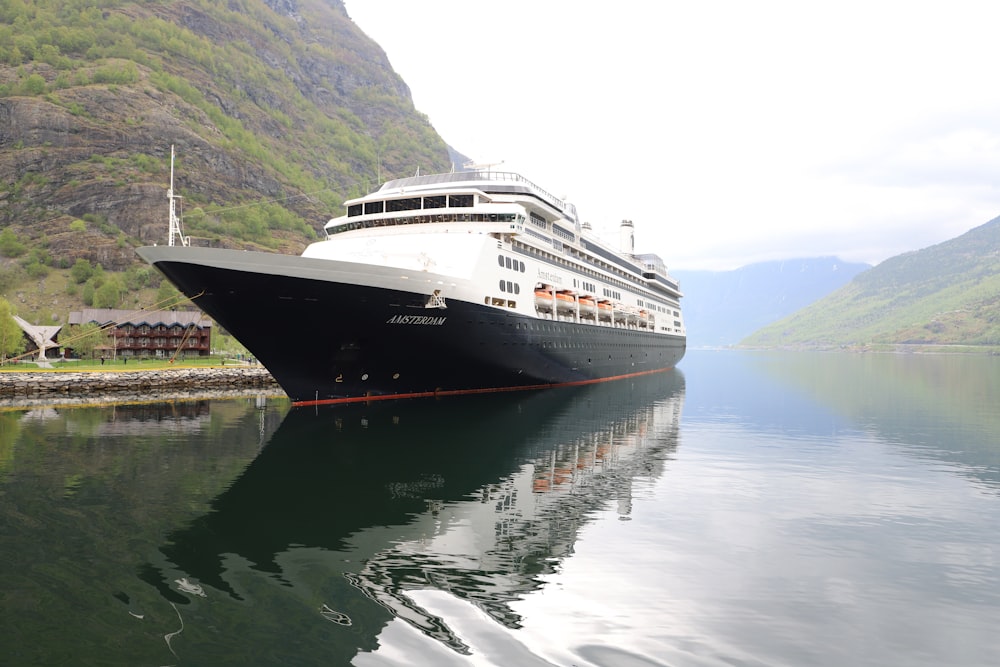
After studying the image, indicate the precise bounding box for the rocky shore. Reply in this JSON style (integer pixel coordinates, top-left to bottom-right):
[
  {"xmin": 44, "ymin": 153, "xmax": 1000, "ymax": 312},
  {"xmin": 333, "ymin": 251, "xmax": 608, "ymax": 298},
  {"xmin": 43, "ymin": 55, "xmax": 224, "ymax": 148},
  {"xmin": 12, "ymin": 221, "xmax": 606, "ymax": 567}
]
[{"xmin": 0, "ymin": 366, "xmax": 280, "ymax": 399}]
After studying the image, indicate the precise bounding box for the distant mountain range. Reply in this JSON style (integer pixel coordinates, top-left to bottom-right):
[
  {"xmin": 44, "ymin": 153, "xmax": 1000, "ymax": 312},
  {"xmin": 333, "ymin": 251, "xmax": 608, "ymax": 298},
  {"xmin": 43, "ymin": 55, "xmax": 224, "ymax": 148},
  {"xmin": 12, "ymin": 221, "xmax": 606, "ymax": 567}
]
[
  {"xmin": 673, "ymin": 257, "xmax": 871, "ymax": 347},
  {"xmin": 741, "ymin": 215, "xmax": 1000, "ymax": 349}
]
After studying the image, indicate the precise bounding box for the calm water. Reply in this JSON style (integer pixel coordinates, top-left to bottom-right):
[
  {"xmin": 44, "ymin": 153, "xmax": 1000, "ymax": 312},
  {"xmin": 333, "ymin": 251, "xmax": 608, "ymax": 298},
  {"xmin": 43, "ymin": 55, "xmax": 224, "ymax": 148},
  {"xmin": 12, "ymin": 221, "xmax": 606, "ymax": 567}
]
[{"xmin": 1, "ymin": 350, "xmax": 998, "ymax": 666}]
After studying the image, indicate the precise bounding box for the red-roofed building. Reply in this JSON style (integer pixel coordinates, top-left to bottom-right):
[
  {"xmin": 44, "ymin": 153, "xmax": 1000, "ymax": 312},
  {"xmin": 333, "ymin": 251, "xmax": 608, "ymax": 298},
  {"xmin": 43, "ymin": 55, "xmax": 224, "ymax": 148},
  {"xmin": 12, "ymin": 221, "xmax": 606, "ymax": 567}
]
[{"xmin": 68, "ymin": 309, "xmax": 212, "ymax": 359}]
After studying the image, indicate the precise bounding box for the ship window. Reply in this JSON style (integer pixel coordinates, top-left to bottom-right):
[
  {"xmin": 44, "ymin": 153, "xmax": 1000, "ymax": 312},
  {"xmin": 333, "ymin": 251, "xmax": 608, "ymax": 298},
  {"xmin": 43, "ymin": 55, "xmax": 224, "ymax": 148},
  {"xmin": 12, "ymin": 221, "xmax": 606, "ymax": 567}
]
[
  {"xmin": 449, "ymin": 194, "xmax": 473, "ymax": 207},
  {"xmin": 519, "ymin": 261, "xmax": 525, "ymax": 272},
  {"xmin": 505, "ymin": 257, "xmax": 512, "ymax": 269},
  {"xmin": 364, "ymin": 201, "xmax": 384, "ymax": 214},
  {"xmin": 499, "ymin": 280, "xmax": 506, "ymax": 292},
  {"xmin": 348, "ymin": 203, "xmax": 362, "ymax": 217},
  {"xmin": 423, "ymin": 195, "xmax": 446, "ymax": 209},
  {"xmin": 387, "ymin": 197, "xmax": 421, "ymax": 212},
  {"xmin": 529, "ymin": 212, "xmax": 546, "ymax": 228},
  {"xmin": 497, "ymin": 255, "xmax": 504, "ymax": 267},
  {"xmin": 506, "ymin": 281, "xmax": 514, "ymax": 293},
  {"xmin": 552, "ymin": 225, "xmax": 575, "ymax": 241},
  {"xmin": 514, "ymin": 283, "xmax": 520, "ymax": 294}
]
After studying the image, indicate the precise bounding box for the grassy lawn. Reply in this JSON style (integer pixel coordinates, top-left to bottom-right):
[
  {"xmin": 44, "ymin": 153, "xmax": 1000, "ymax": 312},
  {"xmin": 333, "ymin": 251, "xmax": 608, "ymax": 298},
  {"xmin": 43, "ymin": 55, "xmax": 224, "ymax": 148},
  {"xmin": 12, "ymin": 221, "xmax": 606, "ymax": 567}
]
[{"xmin": 0, "ymin": 356, "xmax": 254, "ymax": 372}]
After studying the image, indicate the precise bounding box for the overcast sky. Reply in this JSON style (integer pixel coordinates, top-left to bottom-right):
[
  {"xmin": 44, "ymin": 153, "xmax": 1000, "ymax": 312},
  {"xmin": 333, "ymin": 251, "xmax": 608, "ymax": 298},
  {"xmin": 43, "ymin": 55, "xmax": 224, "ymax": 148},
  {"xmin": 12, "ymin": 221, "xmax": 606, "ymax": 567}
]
[{"xmin": 345, "ymin": 0, "xmax": 1000, "ymax": 270}]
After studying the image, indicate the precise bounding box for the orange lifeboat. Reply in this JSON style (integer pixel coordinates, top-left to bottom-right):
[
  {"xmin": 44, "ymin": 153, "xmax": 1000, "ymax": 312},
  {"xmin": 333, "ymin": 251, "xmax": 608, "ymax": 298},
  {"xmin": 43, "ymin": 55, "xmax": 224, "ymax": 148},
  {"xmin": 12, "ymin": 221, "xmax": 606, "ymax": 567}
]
[
  {"xmin": 555, "ymin": 291, "xmax": 576, "ymax": 314},
  {"xmin": 597, "ymin": 300, "xmax": 613, "ymax": 321},
  {"xmin": 534, "ymin": 289, "xmax": 554, "ymax": 312},
  {"xmin": 579, "ymin": 296, "xmax": 597, "ymax": 317}
]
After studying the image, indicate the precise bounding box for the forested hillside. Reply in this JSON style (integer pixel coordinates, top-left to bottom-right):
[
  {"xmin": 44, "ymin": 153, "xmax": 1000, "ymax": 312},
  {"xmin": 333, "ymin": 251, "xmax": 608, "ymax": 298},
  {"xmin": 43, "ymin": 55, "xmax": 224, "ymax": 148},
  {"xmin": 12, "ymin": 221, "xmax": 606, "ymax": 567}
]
[
  {"xmin": 0, "ymin": 0, "xmax": 452, "ymax": 322},
  {"xmin": 741, "ymin": 215, "xmax": 1000, "ymax": 349}
]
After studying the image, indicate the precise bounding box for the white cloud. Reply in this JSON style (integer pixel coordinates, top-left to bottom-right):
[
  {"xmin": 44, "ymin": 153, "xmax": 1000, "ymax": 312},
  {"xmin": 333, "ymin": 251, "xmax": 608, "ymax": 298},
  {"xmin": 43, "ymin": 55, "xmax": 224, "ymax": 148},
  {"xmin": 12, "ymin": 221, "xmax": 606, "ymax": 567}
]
[{"xmin": 345, "ymin": 0, "xmax": 1000, "ymax": 270}]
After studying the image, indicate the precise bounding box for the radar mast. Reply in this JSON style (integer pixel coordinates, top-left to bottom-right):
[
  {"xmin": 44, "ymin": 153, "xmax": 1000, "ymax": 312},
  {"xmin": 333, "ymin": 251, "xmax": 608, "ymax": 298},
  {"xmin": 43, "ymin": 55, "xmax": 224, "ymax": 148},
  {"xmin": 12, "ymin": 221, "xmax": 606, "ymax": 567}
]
[{"xmin": 168, "ymin": 145, "xmax": 190, "ymax": 247}]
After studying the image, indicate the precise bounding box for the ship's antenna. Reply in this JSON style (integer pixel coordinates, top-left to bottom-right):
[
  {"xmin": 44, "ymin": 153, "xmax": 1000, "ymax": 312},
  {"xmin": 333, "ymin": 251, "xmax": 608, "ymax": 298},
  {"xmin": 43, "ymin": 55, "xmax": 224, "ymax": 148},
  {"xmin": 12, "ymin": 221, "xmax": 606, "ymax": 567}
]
[{"xmin": 168, "ymin": 145, "xmax": 190, "ymax": 247}]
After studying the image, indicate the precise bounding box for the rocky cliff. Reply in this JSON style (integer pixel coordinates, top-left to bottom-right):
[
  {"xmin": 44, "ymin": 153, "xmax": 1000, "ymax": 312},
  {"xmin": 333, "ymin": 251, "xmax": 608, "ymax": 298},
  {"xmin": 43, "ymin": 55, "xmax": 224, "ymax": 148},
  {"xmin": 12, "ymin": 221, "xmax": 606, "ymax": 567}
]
[{"xmin": 0, "ymin": 0, "xmax": 451, "ymax": 271}]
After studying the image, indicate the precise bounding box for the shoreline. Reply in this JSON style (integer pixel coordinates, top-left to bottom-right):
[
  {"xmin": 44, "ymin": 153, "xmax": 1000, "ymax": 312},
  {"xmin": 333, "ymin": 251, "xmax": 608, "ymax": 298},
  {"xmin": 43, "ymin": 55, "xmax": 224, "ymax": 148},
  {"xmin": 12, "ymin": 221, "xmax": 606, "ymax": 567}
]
[{"xmin": 0, "ymin": 365, "xmax": 281, "ymax": 400}]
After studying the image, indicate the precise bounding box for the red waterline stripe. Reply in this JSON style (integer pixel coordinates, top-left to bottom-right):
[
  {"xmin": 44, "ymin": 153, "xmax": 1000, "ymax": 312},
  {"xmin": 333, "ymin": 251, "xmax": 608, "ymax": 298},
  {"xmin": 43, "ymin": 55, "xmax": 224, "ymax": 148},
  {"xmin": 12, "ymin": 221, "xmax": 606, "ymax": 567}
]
[{"xmin": 291, "ymin": 367, "xmax": 674, "ymax": 407}]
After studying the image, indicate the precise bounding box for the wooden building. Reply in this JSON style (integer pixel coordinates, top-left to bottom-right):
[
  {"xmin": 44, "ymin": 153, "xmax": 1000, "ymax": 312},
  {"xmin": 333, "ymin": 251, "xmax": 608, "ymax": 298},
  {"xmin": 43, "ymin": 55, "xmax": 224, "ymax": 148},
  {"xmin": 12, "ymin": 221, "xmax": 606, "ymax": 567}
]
[
  {"xmin": 13, "ymin": 316, "xmax": 62, "ymax": 360},
  {"xmin": 68, "ymin": 309, "xmax": 212, "ymax": 359}
]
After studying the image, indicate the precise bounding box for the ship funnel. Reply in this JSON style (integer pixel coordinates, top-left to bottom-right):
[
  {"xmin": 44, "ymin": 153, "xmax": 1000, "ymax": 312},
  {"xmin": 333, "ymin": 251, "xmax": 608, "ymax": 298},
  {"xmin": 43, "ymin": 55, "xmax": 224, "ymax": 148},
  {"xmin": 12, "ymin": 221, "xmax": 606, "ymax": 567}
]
[{"xmin": 620, "ymin": 219, "xmax": 634, "ymax": 254}]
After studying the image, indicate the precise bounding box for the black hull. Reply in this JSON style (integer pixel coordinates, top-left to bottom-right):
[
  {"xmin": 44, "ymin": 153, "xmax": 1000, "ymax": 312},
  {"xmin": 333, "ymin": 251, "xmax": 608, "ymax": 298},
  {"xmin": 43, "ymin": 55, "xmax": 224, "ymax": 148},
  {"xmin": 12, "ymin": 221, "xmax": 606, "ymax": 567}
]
[{"xmin": 152, "ymin": 258, "xmax": 686, "ymax": 403}]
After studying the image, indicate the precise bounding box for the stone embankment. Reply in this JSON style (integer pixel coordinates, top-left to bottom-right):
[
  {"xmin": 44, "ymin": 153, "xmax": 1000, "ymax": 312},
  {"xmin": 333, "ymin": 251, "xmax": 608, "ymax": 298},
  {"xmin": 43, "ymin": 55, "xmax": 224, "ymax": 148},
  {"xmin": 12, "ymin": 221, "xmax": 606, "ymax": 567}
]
[{"xmin": 0, "ymin": 366, "xmax": 280, "ymax": 399}]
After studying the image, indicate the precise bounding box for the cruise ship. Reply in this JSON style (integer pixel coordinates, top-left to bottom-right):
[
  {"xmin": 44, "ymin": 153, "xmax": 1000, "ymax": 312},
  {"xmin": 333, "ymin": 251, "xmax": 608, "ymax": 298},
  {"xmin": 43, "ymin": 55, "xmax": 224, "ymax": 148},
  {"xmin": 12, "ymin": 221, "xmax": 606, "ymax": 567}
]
[{"xmin": 137, "ymin": 169, "xmax": 686, "ymax": 404}]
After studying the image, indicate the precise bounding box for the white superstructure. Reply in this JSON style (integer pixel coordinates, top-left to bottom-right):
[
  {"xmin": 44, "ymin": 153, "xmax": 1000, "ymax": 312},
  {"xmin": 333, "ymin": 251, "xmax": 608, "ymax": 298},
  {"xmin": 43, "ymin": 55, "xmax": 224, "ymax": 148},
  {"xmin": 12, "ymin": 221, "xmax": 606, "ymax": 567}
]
[{"xmin": 308, "ymin": 171, "xmax": 686, "ymax": 337}]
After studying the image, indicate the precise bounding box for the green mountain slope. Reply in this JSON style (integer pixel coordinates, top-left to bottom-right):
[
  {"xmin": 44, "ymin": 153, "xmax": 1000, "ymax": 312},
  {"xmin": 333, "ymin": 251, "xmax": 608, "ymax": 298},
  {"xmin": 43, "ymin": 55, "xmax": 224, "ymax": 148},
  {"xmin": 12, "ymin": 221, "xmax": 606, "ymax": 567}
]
[
  {"xmin": 741, "ymin": 215, "xmax": 1000, "ymax": 349},
  {"xmin": 0, "ymin": 0, "xmax": 451, "ymax": 272}
]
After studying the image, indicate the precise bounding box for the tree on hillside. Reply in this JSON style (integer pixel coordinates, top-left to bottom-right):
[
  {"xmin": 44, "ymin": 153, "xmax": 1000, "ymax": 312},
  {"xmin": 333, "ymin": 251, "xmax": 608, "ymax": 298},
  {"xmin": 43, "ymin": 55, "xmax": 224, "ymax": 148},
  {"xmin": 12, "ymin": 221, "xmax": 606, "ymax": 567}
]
[
  {"xmin": 70, "ymin": 258, "xmax": 95, "ymax": 284},
  {"xmin": 156, "ymin": 279, "xmax": 182, "ymax": 306},
  {"xmin": 66, "ymin": 322, "xmax": 105, "ymax": 360},
  {"xmin": 0, "ymin": 298, "xmax": 25, "ymax": 363},
  {"xmin": 0, "ymin": 228, "xmax": 26, "ymax": 258},
  {"xmin": 94, "ymin": 277, "xmax": 124, "ymax": 308}
]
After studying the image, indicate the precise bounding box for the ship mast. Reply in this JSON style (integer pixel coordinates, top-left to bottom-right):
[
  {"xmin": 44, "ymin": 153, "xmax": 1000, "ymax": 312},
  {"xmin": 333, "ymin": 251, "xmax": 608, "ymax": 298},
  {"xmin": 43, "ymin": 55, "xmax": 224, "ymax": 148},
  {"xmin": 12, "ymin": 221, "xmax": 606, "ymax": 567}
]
[{"xmin": 168, "ymin": 145, "xmax": 189, "ymax": 247}]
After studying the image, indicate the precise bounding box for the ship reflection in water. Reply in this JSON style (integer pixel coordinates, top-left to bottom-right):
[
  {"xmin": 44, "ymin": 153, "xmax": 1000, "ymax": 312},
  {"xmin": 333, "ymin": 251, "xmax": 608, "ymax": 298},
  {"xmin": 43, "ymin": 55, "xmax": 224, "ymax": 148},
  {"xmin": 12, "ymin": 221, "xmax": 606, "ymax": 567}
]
[{"xmin": 140, "ymin": 369, "xmax": 685, "ymax": 663}]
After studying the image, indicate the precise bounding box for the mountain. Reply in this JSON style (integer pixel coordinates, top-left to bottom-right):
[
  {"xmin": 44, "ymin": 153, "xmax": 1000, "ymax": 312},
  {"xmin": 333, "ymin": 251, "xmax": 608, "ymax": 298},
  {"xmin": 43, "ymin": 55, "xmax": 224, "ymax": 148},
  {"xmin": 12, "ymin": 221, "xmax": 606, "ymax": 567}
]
[
  {"xmin": 741, "ymin": 216, "xmax": 1000, "ymax": 349},
  {"xmin": 0, "ymin": 0, "xmax": 451, "ymax": 274},
  {"xmin": 673, "ymin": 257, "xmax": 871, "ymax": 347}
]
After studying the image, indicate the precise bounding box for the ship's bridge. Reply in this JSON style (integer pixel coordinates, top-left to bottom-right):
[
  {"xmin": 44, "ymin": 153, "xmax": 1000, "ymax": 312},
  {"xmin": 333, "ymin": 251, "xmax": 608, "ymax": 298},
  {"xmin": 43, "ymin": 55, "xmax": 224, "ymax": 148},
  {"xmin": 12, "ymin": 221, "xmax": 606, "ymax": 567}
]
[
  {"xmin": 367, "ymin": 171, "xmax": 577, "ymax": 225},
  {"xmin": 323, "ymin": 203, "xmax": 526, "ymax": 236}
]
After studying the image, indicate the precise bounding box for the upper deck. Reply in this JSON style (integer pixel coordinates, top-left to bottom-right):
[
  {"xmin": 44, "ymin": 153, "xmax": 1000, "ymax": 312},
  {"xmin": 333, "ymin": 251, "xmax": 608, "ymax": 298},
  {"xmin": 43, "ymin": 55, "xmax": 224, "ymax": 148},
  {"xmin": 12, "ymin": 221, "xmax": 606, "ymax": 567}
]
[
  {"xmin": 327, "ymin": 171, "xmax": 681, "ymax": 299},
  {"xmin": 346, "ymin": 171, "xmax": 579, "ymax": 224}
]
